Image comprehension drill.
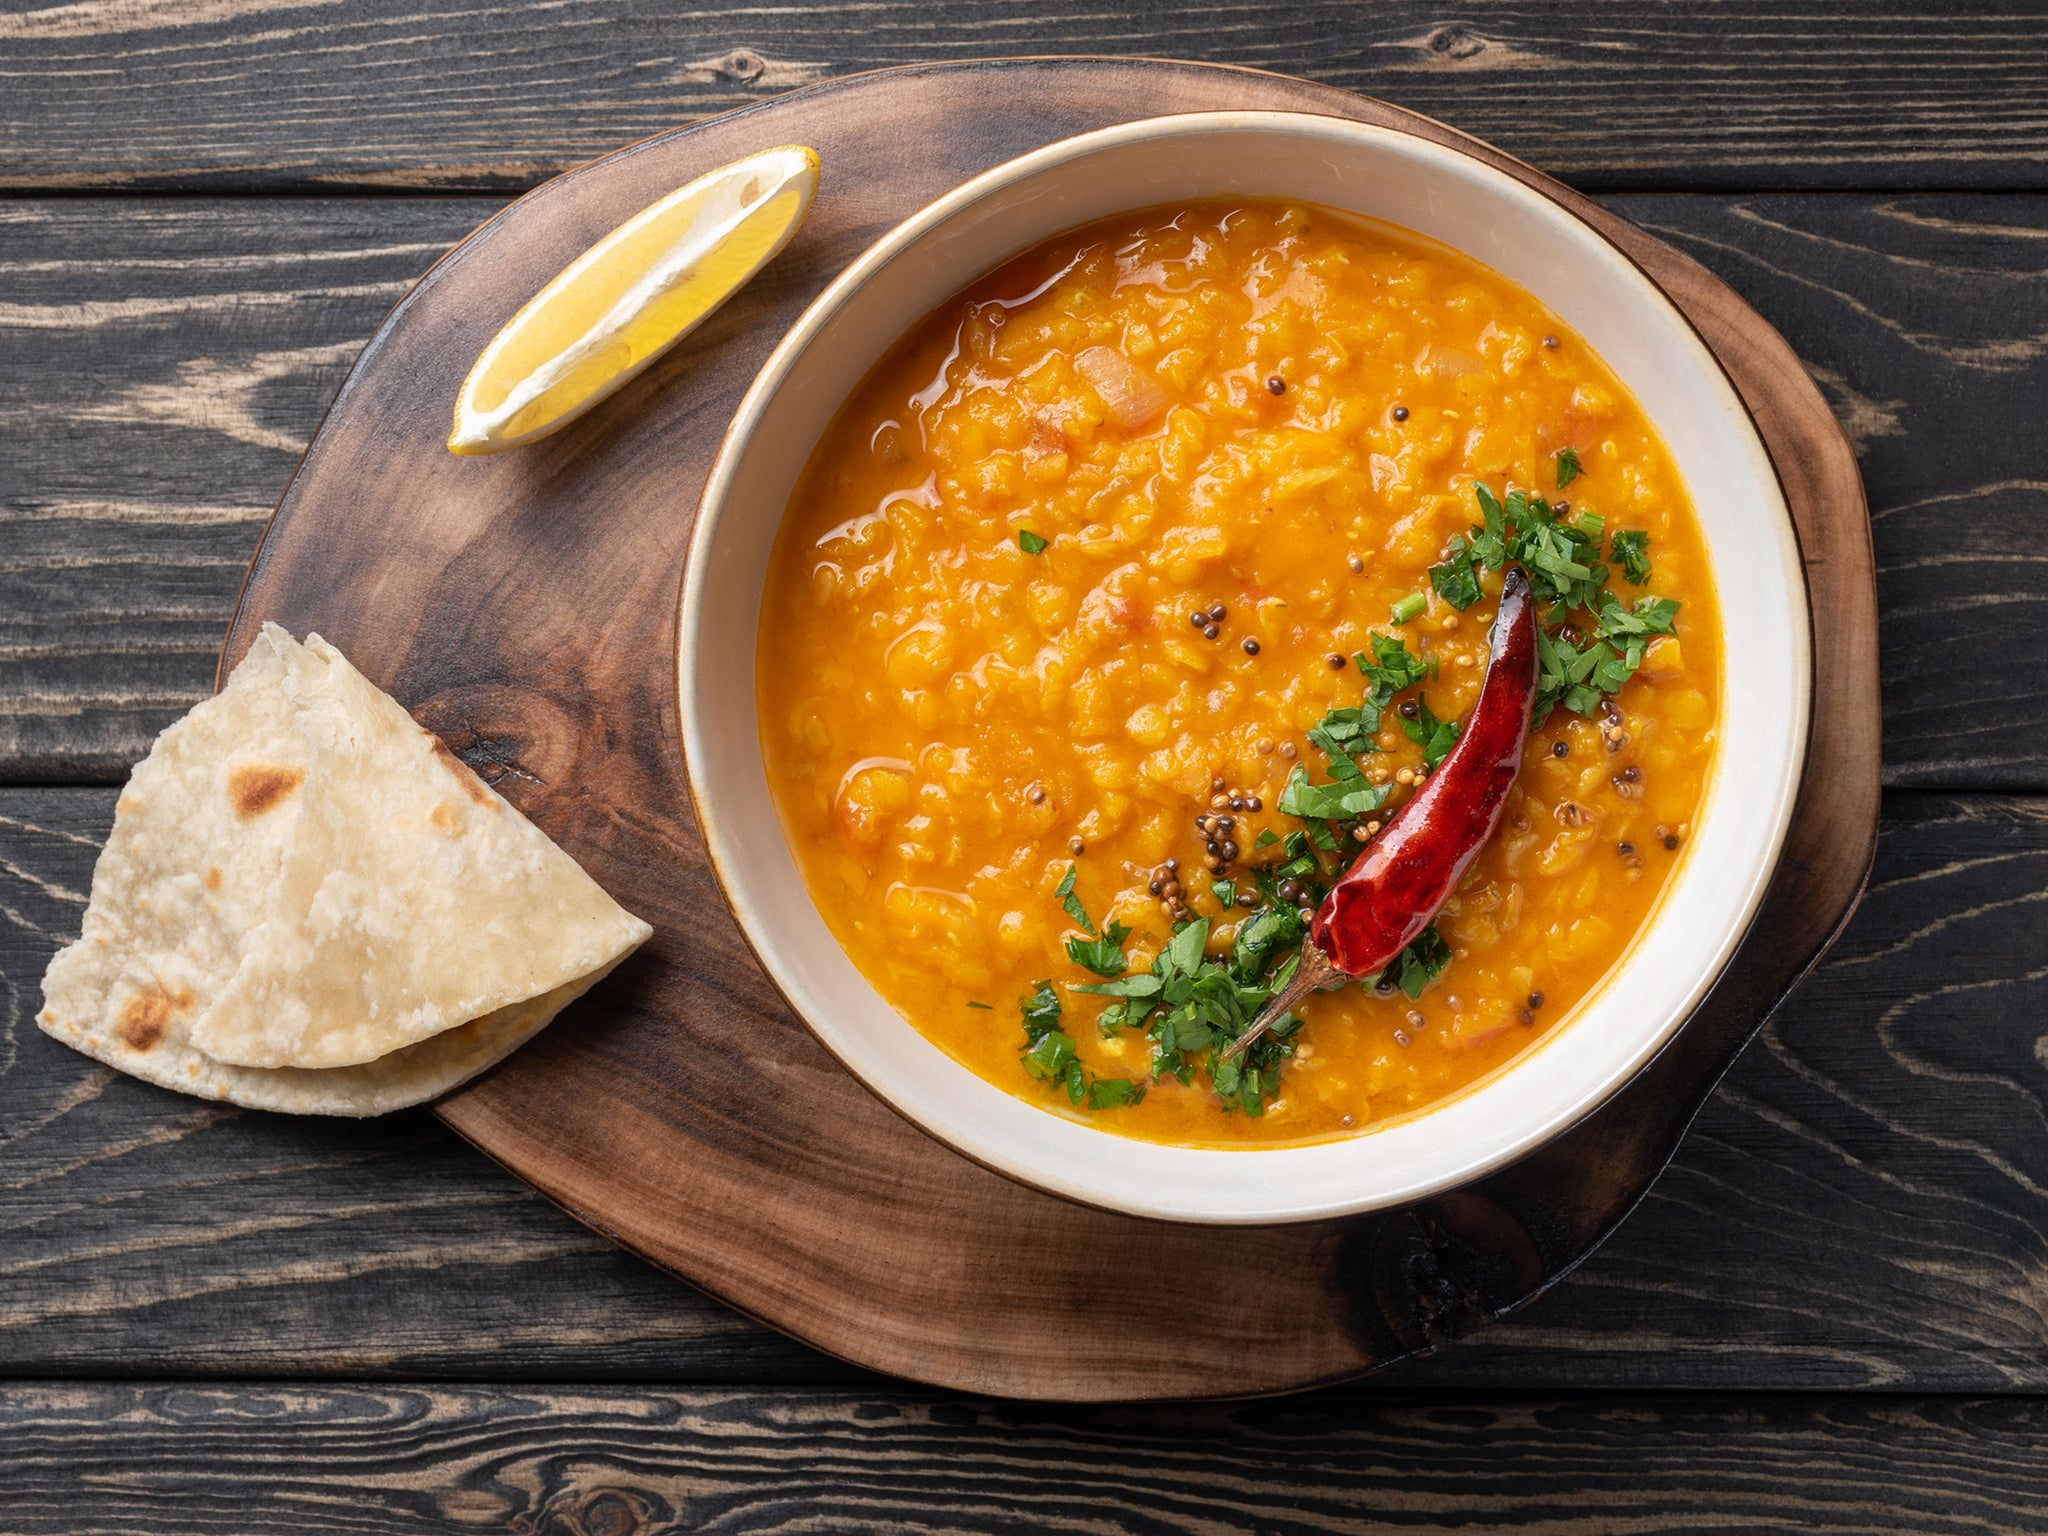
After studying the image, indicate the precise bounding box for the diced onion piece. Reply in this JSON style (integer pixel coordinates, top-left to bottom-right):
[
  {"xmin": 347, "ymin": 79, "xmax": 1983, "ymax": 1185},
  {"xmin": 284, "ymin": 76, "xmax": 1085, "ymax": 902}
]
[
  {"xmin": 1424, "ymin": 345, "xmax": 1487, "ymax": 381},
  {"xmin": 1074, "ymin": 345, "xmax": 1168, "ymax": 431}
]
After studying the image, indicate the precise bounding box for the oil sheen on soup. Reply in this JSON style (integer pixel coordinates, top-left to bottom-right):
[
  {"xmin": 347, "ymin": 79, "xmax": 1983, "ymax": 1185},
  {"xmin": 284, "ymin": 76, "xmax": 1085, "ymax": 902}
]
[{"xmin": 757, "ymin": 199, "xmax": 1722, "ymax": 1147}]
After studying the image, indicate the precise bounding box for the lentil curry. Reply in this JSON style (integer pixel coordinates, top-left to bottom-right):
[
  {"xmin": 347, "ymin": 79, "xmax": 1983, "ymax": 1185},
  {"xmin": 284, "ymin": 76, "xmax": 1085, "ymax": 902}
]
[{"xmin": 757, "ymin": 199, "xmax": 1721, "ymax": 1147}]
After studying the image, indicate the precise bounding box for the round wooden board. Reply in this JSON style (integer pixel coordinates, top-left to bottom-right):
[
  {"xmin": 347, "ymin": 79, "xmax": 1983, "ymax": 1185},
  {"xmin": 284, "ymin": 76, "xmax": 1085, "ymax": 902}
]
[{"xmin": 223, "ymin": 57, "xmax": 1879, "ymax": 1401}]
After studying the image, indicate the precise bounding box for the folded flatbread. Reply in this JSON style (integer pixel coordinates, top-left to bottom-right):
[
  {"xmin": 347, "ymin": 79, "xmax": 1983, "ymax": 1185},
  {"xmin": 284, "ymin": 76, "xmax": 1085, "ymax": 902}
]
[{"xmin": 37, "ymin": 624, "xmax": 652, "ymax": 1114}]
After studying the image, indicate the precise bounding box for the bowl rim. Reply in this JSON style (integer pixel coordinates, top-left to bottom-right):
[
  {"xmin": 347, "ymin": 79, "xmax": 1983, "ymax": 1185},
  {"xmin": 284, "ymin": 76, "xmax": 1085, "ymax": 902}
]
[{"xmin": 678, "ymin": 108, "xmax": 1813, "ymax": 1224}]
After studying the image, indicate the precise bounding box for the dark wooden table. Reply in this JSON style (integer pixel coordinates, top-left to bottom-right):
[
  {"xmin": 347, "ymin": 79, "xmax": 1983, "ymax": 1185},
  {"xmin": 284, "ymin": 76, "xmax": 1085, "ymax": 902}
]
[{"xmin": 4, "ymin": 5, "xmax": 2047, "ymax": 1530}]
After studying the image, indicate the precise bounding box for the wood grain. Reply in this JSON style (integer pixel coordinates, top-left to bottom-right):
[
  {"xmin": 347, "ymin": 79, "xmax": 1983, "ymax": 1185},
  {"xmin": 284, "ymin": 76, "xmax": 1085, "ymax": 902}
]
[
  {"xmin": 7, "ymin": 191, "xmax": 2038, "ymax": 786},
  {"xmin": 0, "ymin": 197, "xmax": 490, "ymax": 782},
  {"xmin": 1630, "ymin": 194, "xmax": 2048, "ymax": 791},
  {"xmin": 7, "ymin": 788, "xmax": 2040, "ymax": 1388},
  {"xmin": 5, "ymin": 1383, "xmax": 2048, "ymax": 1535},
  {"xmin": 3, "ymin": 8, "xmax": 2047, "ymax": 193}
]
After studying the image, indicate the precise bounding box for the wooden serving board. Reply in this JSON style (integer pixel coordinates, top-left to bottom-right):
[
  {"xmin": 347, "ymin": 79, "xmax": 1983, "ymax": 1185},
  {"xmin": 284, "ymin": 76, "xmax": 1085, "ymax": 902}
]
[{"xmin": 222, "ymin": 57, "xmax": 1878, "ymax": 1401}]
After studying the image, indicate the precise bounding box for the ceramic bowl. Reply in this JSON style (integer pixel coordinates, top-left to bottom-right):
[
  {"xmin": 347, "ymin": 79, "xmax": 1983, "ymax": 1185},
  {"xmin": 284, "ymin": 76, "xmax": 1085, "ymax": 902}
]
[{"xmin": 679, "ymin": 112, "xmax": 1811, "ymax": 1225}]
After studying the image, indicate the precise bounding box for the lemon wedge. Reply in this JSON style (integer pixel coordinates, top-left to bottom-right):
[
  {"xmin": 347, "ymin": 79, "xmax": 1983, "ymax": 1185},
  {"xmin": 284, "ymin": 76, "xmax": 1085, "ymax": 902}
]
[{"xmin": 448, "ymin": 144, "xmax": 820, "ymax": 454}]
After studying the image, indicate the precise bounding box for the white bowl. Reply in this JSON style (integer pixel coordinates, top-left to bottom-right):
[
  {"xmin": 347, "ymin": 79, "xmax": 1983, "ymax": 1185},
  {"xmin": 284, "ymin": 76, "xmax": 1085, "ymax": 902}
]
[{"xmin": 679, "ymin": 112, "xmax": 1810, "ymax": 1225}]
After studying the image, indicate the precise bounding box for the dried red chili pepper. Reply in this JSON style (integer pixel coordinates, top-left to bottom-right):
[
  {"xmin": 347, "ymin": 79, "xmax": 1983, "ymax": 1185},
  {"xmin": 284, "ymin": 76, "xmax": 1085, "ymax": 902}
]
[{"xmin": 1226, "ymin": 566, "xmax": 1538, "ymax": 1060}]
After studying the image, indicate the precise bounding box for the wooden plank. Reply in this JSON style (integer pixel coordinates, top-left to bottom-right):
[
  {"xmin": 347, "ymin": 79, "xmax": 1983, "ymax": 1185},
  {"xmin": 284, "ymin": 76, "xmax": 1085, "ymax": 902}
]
[
  {"xmin": 0, "ymin": 198, "xmax": 492, "ymax": 782},
  {"xmin": 1630, "ymin": 194, "xmax": 2048, "ymax": 791},
  {"xmin": 3, "ymin": 192, "xmax": 2043, "ymax": 787},
  {"xmin": 2, "ymin": 9, "xmax": 2046, "ymax": 193},
  {"xmin": 2, "ymin": 786, "xmax": 2042, "ymax": 1388},
  {"xmin": 4, "ymin": 1383, "xmax": 2047, "ymax": 1535}
]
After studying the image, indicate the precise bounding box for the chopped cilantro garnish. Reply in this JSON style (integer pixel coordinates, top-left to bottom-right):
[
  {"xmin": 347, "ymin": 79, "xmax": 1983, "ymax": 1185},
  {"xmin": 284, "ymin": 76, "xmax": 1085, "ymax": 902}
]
[
  {"xmin": 1453, "ymin": 482, "xmax": 1608, "ymax": 609},
  {"xmin": 1020, "ymin": 980, "xmax": 1062, "ymax": 1040},
  {"xmin": 1595, "ymin": 591, "xmax": 1681, "ymax": 639},
  {"xmin": 1254, "ymin": 829, "xmax": 1280, "ymax": 850},
  {"xmin": 1053, "ymin": 862, "xmax": 1094, "ymax": 936},
  {"xmin": 1022, "ymin": 1034, "xmax": 1087, "ymax": 1105},
  {"xmin": 1278, "ymin": 764, "xmax": 1388, "ymax": 821},
  {"xmin": 1022, "ymin": 1028, "xmax": 1077, "ymax": 1081},
  {"xmin": 1065, "ymin": 920, "xmax": 1131, "ymax": 978},
  {"xmin": 1390, "ymin": 591, "xmax": 1427, "ymax": 625},
  {"xmin": 966, "ymin": 1001, "xmax": 992, "ymax": 1010},
  {"xmin": 1017, "ymin": 529, "xmax": 1049, "ymax": 555},
  {"xmin": 1166, "ymin": 918, "xmax": 1209, "ymax": 976},
  {"xmin": 1086, "ymin": 1077, "xmax": 1143, "ymax": 1109},
  {"xmin": 1289, "ymin": 631, "xmax": 1441, "ymax": 806},
  {"xmin": 1472, "ymin": 483, "xmax": 1510, "ymax": 568},
  {"xmin": 1273, "ymin": 830, "xmax": 1320, "ymax": 881},
  {"xmin": 1530, "ymin": 589, "xmax": 1683, "ymax": 717},
  {"xmin": 1230, "ymin": 903, "xmax": 1306, "ymax": 984},
  {"xmin": 1555, "ymin": 446, "xmax": 1583, "ymax": 488},
  {"xmin": 1535, "ymin": 625, "xmax": 1608, "ymax": 718},
  {"xmin": 1018, "ymin": 980, "xmax": 1138, "ymax": 1110},
  {"xmin": 1610, "ymin": 529, "xmax": 1653, "ymax": 585},
  {"xmin": 1377, "ymin": 924, "xmax": 1452, "ymax": 1000},
  {"xmin": 1429, "ymin": 539, "xmax": 1485, "ymax": 611},
  {"xmin": 1065, "ymin": 911, "xmax": 1303, "ymax": 1114},
  {"xmin": 1355, "ymin": 633, "xmax": 1435, "ymax": 698},
  {"xmin": 1306, "ymin": 706, "xmax": 1377, "ymax": 765},
  {"xmin": 1400, "ymin": 700, "xmax": 1460, "ymax": 769},
  {"xmin": 1441, "ymin": 479, "xmax": 1680, "ymax": 717},
  {"xmin": 1212, "ymin": 879, "xmax": 1235, "ymax": 907},
  {"xmin": 1071, "ymin": 971, "xmax": 1164, "ymax": 1001}
]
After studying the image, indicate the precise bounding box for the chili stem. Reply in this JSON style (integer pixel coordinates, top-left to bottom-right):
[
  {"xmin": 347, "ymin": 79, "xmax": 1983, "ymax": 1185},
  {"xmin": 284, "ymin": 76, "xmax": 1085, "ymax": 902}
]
[{"xmin": 1222, "ymin": 941, "xmax": 1340, "ymax": 1063}]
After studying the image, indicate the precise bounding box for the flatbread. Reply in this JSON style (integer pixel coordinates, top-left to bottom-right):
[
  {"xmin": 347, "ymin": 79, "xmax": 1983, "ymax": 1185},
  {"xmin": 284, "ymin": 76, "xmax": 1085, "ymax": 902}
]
[
  {"xmin": 36, "ymin": 954, "xmax": 629, "ymax": 1117},
  {"xmin": 194, "ymin": 628, "xmax": 650, "ymax": 1068},
  {"xmin": 37, "ymin": 623, "xmax": 652, "ymax": 1111}
]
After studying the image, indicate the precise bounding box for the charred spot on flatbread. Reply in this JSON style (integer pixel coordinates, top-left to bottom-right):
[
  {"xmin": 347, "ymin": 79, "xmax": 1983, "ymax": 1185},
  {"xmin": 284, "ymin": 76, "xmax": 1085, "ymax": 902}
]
[
  {"xmin": 228, "ymin": 762, "xmax": 305, "ymax": 818},
  {"xmin": 34, "ymin": 624, "xmax": 651, "ymax": 1107},
  {"xmin": 430, "ymin": 739, "xmax": 499, "ymax": 810},
  {"xmin": 116, "ymin": 986, "xmax": 190, "ymax": 1051}
]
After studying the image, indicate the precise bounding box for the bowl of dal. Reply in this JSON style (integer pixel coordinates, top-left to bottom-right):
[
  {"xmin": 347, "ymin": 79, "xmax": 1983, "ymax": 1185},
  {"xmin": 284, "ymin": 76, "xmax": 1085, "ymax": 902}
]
[{"xmin": 678, "ymin": 112, "xmax": 1810, "ymax": 1224}]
